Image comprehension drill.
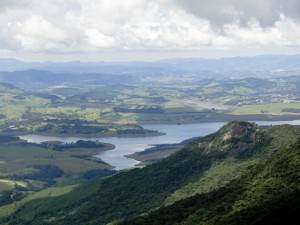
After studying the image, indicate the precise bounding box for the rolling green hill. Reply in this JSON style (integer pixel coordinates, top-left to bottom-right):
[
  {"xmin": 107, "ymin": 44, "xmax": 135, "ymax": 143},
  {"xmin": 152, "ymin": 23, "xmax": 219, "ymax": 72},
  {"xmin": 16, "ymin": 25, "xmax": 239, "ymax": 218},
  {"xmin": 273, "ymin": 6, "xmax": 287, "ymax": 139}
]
[
  {"xmin": 121, "ymin": 131, "xmax": 300, "ymax": 225},
  {"xmin": 2, "ymin": 121, "xmax": 299, "ymax": 225}
]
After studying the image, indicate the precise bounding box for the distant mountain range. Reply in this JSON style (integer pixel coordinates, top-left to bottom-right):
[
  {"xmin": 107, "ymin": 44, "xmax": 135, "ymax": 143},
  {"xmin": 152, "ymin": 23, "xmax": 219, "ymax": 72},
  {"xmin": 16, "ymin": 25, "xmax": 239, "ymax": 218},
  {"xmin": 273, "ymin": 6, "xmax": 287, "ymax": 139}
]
[{"xmin": 1, "ymin": 54, "xmax": 300, "ymax": 78}]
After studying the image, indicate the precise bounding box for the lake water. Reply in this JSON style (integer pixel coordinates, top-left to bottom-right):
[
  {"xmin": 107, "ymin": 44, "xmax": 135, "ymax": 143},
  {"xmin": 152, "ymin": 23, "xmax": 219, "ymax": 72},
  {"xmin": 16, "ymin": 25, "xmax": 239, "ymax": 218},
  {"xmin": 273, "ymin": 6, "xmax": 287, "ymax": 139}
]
[{"xmin": 19, "ymin": 120, "xmax": 300, "ymax": 170}]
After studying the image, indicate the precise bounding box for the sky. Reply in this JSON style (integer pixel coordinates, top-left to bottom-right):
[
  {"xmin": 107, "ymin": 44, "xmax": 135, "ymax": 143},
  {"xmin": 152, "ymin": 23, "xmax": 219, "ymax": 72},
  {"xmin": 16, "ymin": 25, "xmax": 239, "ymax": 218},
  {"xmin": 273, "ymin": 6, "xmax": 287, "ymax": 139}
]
[{"xmin": 0, "ymin": 0, "xmax": 300, "ymax": 61}]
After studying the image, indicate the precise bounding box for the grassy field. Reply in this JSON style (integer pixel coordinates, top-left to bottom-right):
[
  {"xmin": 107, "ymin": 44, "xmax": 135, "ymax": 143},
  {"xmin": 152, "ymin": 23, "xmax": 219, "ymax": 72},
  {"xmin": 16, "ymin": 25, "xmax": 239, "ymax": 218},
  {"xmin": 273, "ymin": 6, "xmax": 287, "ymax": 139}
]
[
  {"xmin": 231, "ymin": 102, "xmax": 300, "ymax": 115},
  {"xmin": 0, "ymin": 179, "xmax": 27, "ymax": 192},
  {"xmin": 0, "ymin": 143, "xmax": 111, "ymax": 177},
  {"xmin": 0, "ymin": 136, "xmax": 114, "ymax": 216},
  {"xmin": 2, "ymin": 78, "xmax": 300, "ymax": 130},
  {"xmin": 0, "ymin": 184, "xmax": 77, "ymax": 218}
]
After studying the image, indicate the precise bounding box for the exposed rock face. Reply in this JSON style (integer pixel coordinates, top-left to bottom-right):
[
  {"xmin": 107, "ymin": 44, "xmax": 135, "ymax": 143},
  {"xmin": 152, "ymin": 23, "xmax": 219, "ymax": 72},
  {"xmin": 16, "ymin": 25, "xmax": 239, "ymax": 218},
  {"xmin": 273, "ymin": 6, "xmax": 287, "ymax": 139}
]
[{"xmin": 199, "ymin": 121, "xmax": 263, "ymax": 155}]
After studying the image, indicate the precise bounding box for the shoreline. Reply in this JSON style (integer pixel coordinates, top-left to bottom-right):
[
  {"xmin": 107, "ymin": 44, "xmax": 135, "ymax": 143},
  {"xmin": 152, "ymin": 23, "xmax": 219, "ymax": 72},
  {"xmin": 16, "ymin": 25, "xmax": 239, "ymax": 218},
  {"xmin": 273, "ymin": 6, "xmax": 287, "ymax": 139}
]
[
  {"xmin": 15, "ymin": 120, "xmax": 300, "ymax": 171},
  {"xmin": 138, "ymin": 114, "xmax": 300, "ymax": 125},
  {"xmin": 2, "ymin": 130, "xmax": 165, "ymax": 139}
]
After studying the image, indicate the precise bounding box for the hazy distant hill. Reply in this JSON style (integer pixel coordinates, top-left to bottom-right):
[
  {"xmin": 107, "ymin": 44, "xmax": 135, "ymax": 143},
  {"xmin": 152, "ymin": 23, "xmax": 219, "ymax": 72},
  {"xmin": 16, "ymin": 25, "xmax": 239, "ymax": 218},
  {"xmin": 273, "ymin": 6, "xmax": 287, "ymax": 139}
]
[
  {"xmin": 1, "ymin": 55, "xmax": 300, "ymax": 78},
  {"xmin": 0, "ymin": 70, "xmax": 138, "ymax": 89}
]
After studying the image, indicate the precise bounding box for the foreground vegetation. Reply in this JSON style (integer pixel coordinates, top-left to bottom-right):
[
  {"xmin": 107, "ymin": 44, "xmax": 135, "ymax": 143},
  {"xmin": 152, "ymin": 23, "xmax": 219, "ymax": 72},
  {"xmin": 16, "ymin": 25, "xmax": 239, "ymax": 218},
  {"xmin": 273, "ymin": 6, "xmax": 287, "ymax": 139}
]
[
  {"xmin": 1, "ymin": 122, "xmax": 299, "ymax": 225},
  {"xmin": 0, "ymin": 135, "xmax": 116, "ymax": 211},
  {"xmin": 0, "ymin": 185, "xmax": 77, "ymax": 219}
]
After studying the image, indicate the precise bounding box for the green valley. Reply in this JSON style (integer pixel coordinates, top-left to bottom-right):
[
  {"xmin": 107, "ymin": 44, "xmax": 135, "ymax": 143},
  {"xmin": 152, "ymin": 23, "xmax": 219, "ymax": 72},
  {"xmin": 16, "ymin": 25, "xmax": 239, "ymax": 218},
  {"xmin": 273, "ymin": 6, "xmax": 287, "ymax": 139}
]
[
  {"xmin": 1, "ymin": 121, "xmax": 298, "ymax": 225},
  {"xmin": 3, "ymin": 75, "xmax": 300, "ymax": 138},
  {"xmin": 1, "ymin": 56, "xmax": 300, "ymax": 225},
  {"xmin": 0, "ymin": 135, "xmax": 116, "ymax": 213},
  {"xmin": 0, "ymin": 1, "xmax": 300, "ymax": 223}
]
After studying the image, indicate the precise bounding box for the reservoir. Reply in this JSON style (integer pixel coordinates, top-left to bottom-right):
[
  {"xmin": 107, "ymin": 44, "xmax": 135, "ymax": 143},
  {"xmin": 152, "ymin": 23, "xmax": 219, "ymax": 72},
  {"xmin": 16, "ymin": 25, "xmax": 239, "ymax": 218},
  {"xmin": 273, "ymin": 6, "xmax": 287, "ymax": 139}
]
[{"xmin": 19, "ymin": 120, "xmax": 300, "ymax": 170}]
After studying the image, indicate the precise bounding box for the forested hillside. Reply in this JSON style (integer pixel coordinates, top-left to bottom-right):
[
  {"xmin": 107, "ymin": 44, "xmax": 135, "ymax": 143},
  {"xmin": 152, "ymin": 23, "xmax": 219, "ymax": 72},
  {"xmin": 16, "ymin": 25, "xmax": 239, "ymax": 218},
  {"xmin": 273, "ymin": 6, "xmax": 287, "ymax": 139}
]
[{"xmin": 3, "ymin": 121, "xmax": 299, "ymax": 225}]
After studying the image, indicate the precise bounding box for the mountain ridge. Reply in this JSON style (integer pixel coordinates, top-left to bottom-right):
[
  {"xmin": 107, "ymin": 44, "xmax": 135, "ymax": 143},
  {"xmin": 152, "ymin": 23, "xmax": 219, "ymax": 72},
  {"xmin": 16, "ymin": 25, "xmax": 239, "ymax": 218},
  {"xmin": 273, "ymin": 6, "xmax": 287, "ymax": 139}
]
[
  {"xmin": 1, "ymin": 54, "xmax": 300, "ymax": 76},
  {"xmin": 2, "ymin": 121, "xmax": 299, "ymax": 225}
]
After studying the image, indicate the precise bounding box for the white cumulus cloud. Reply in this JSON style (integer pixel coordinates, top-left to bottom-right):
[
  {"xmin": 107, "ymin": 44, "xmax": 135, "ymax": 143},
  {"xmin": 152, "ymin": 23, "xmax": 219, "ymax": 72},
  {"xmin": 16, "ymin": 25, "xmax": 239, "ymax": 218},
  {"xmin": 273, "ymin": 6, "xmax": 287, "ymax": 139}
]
[{"xmin": 0, "ymin": 0, "xmax": 299, "ymax": 60}]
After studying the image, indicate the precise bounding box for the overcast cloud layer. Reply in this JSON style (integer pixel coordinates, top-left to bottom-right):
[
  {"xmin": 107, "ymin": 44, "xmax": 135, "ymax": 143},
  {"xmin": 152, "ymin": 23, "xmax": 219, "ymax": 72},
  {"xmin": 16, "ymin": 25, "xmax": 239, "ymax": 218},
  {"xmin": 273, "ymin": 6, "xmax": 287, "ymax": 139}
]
[{"xmin": 0, "ymin": 0, "xmax": 300, "ymax": 61}]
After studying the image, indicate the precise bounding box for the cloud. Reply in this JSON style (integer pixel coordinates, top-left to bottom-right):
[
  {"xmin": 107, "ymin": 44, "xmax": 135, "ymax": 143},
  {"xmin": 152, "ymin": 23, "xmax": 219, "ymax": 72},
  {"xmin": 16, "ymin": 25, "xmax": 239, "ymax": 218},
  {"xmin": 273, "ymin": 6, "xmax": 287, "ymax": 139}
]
[
  {"xmin": 0, "ymin": 0, "xmax": 26, "ymax": 10},
  {"xmin": 174, "ymin": 0, "xmax": 300, "ymax": 27},
  {"xmin": 0, "ymin": 0, "xmax": 299, "ymax": 59},
  {"xmin": 13, "ymin": 15, "xmax": 67, "ymax": 51},
  {"xmin": 85, "ymin": 29, "xmax": 115, "ymax": 49}
]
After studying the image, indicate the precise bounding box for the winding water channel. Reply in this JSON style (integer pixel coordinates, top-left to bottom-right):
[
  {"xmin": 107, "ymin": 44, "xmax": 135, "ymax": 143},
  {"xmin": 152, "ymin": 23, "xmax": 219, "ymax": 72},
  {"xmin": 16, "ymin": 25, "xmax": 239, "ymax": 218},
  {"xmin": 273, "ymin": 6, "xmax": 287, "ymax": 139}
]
[{"xmin": 19, "ymin": 120, "xmax": 300, "ymax": 170}]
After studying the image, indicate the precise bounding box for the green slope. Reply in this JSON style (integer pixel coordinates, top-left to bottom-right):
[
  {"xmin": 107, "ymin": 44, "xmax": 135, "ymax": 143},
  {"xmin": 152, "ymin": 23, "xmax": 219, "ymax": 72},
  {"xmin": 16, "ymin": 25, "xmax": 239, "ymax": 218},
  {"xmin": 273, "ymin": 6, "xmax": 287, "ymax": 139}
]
[
  {"xmin": 2, "ymin": 121, "xmax": 300, "ymax": 225},
  {"xmin": 120, "ymin": 137, "xmax": 300, "ymax": 225}
]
